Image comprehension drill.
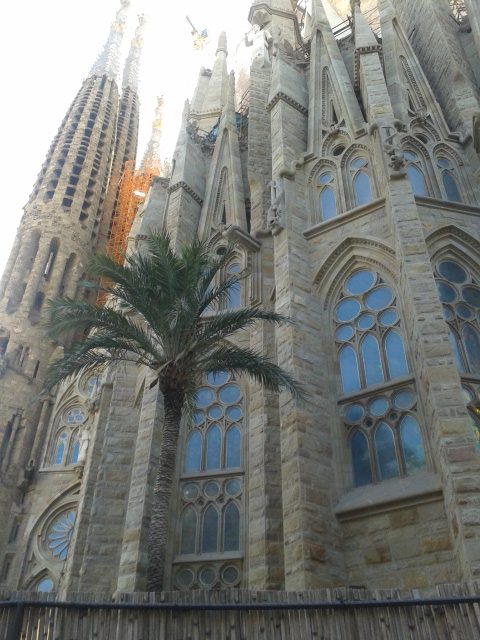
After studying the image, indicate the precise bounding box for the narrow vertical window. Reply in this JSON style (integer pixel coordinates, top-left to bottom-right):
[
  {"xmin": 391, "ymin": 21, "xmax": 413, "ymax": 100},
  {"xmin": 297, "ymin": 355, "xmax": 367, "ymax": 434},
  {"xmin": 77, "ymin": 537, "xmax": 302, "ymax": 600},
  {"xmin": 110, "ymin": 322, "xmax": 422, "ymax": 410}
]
[
  {"xmin": 318, "ymin": 171, "xmax": 337, "ymax": 221},
  {"xmin": 202, "ymin": 505, "xmax": 219, "ymax": 553},
  {"xmin": 223, "ymin": 503, "xmax": 240, "ymax": 551},
  {"xmin": 400, "ymin": 415, "xmax": 426, "ymax": 473},
  {"xmin": 54, "ymin": 432, "xmax": 68, "ymax": 465},
  {"xmin": 350, "ymin": 157, "xmax": 373, "ymax": 207},
  {"xmin": 184, "ymin": 431, "xmax": 202, "ymax": 473},
  {"xmin": 374, "ymin": 423, "xmax": 399, "ymax": 480},
  {"xmin": 350, "ymin": 431, "xmax": 373, "ymax": 487},
  {"xmin": 226, "ymin": 263, "xmax": 241, "ymax": 309},
  {"xmin": 437, "ymin": 158, "xmax": 462, "ymax": 202},
  {"xmin": 404, "ymin": 151, "xmax": 428, "ymax": 196},
  {"xmin": 180, "ymin": 507, "xmax": 197, "ymax": 554}
]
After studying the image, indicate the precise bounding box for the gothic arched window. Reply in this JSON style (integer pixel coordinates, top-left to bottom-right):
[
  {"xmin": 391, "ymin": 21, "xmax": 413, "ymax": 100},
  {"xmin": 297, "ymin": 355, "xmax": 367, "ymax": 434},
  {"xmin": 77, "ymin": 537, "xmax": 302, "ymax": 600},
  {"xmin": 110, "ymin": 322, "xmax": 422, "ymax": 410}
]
[
  {"xmin": 404, "ymin": 150, "xmax": 428, "ymax": 196},
  {"xmin": 436, "ymin": 157, "xmax": 462, "ymax": 202},
  {"xmin": 317, "ymin": 171, "xmax": 337, "ymax": 221},
  {"xmin": 48, "ymin": 407, "xmax": 87, "ymax": 468},
  {"xmin": 335, "ymin": 270, "xmax": 409, "ymax": 393},
  {"xmin": 350, "ymin": 157, "xmax": 373, "ymax": 207},
  {"xmin": 175, "ymin": 372, "xmax": 244, "ymax": 589},
  {"xmin": 335, "ymin": 269, "xmax": 426, "ymax": 487},
  {"xmin": 435, "ymin": 260, "xmax": 480, "ymax": 374}
]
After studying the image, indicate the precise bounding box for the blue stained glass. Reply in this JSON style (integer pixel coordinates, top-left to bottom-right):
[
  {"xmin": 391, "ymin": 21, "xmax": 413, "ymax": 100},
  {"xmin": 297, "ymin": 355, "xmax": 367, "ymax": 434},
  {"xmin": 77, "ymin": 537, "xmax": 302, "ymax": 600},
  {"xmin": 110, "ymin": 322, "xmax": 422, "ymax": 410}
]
[
  {"xmin": 346, "ymin": 270, "xmax": 376, "ymax": 295},
  {"xmin": 339, "ymin": 345, "xmax": 361, "ymax": 393},
  {"xmin": 335, "ymin": 298, "xmax": 361, "ymax": 322},
  {"xmin": 438, "ymin": 261, "xmax": 467, "ymax": 283},
  {"xmin": 318, "ymin": 171, "xmax": 333, "ymax": 185},
  {"xmin": 456, "ymin": 304, "xmax": 473, "ymax": 320},
  {"xmin": 205, "ymin": 425, "xmax": 222, "ymax": 470},
  {"xmin": 393, "ymin": 389, "xmax": 415, "ymax": 409},
  {"xmin": 442, "ymin": 172, "xmax": 461, "ymax": 202},
  {"xmin": 47, "ymin": 510, "xmax": 76, "ymax": 561},
  {"xmin": 37, "ymin": 578, "xmax": 54, "ymax": 593},
  {"xmin": 70, "ymin": 440, "xmax": 80, "ymax": 464},
  {"xmin": 219, "ymin": 384, "xmax": 241, "ymax": 404},
  {"xmin": 54, "ymin": 433, "xmax": 67, "ymax": 465},
  {"xmin": 228, "ymin": 263, "xmax": 241, "ymax": 274},
  {"xmin": 224, "ymin": 502, "xmax": 240, "ymax": 551},
  {"xmin": 366, "ymin": 286, "xmax": 393, "ymax": 311},
  {"xmin": 180, "ymin": 506, "xmax": 197, "ymax": 554},
  {"xmin": 463, "ymin": 325, "xmax": 480, "ymax": 374},
  {"xmin": 195, "ymin": 387, "xmax": 214, "ymax": 408},
  {"xmin": 353, "ymin": 171, "xmax": 373, "ymax": 207},
  {"xmin": 202, "ymin": 505, "xmax": 219, "ymax": 553},
  {"xmin": 400, "ymin": 415, "xmax": 426, "ymax": 473},
  {"xmin": 448, "ymin": 329, "xmax": 465, "ymax": 373},
  {"xmin": 357, "ymin": 314, "xmax": 375, "ymax": 330},
  {"xmin": 350, "ymin": 431, "xmax": 372, "ymax": 487},
  {"xmin": 226, "ymin": 405, "xmax": 242, "ymax": 421},
  {"xmin": 361, "ymin": 334, "xmax": 384, "ymax": 386},
  {"xmin": 462, "ymin": 286, "xmax": 480, "ymax": 308},
  {"xmin": 351, "ymin": 157, "xmax": 367, "ymax": 169},
  {"xmin": 379, "ymin": 309, "xmax": 398, "ymax": 326},
  {"xmin": 226, "ymin": 426, "xmax": 241, "ymax": 468},
  {"xmin": 344, "ymin": 404, "xmax": 364, "ymax": 422},
  {"xmin": 184, "ymin": 431, "xmax": 202, "ymax": 472},
  {"xmin": 320, "ymin": 186, "xmax": 337, "ymax": 221},
  {"xmin": 407, "ymin": 165, "xmax": 428, "ymax": 196},
  {"xmin": 369, "ymin": 397, "xmax": 389, "ymax": 417},
  {"xmin": 208, "ymin": 404, "xmax": 223, "ymax": 419},
  {"xmin": 336, "ymin": 325, "xmax": 354, "ymax": 341},
  {"xmin": 227, "ymin": 281, "xmax": 241, "ymax": 308},
  {"xmin": 375, "ymin": 423, "xmax": 399, "ymax": 480},
  {"xmin": 385, "ymin": 330, "xmax": 409, "ymax": 379},
  {"xmin": 437, "ymin": 281, "xmax": 456, "ymax": 303},
  {"xmin": 207, "ymin": 371, "xmax": 229, "ymax": 386}
]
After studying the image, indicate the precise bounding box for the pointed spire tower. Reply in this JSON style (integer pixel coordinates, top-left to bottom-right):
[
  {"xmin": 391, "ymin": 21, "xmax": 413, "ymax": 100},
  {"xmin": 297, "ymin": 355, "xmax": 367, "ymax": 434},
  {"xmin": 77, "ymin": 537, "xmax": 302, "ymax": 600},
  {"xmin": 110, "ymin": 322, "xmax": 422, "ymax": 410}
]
[
  {"xmin": 99, "ymin": 14, "xmax": 146, "ymax": 248},
  {"xmin": 0, "ymin": 0, "xmax": 131, "ymax": 533},
  {"xmin": 141, "ymin": 96, "xmax": 165, "ymax": 174}
]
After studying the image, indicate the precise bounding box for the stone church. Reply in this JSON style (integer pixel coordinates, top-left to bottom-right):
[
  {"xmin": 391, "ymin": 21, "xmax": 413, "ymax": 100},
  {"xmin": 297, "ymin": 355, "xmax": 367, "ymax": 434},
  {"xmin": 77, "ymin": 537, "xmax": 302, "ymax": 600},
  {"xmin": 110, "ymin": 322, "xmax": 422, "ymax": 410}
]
[{"xmin": 0, "ymin": 0, "xmax": 479, "ymax": 597}]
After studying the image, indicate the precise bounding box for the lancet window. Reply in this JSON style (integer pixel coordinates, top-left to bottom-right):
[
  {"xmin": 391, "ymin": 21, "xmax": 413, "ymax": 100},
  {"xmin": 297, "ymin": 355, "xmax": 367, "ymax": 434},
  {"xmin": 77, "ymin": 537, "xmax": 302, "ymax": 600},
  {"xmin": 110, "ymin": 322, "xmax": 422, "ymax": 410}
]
[
  {"xmin": 49, "ymin": 407, "xmax": 87, "ymax": 467},
  {"xmin": 334, "ymin": 269, "xmax": 426, "ymax": 487},
  {"xmin": 350, "ymin": 157, "xmax": 374, "ymax": 208},
  {"xmin": 404, "ymin": 150, "xmax": 428, "ymax": 197},
  {"xmin": 175, "ymin": 371, "xmax": 244, "ymax": 590},
  {"xmin": 317, "ymin": 170, "xmax": 337, "ymax": 221},
  {"xmin": 436, "ymin": 156, "xmax": 462, "ymax": 202}
]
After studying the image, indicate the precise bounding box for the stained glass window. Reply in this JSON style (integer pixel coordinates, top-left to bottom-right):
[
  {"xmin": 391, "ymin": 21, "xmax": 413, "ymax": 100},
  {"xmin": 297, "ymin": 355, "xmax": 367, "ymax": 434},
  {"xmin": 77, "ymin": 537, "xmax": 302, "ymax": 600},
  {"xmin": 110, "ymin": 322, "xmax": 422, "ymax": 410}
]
[
  {"xmin": 46, "ymin": 510, "xmax": 76, "ymax": 561},
  {"xmin": 336, "ymin": 270, "xmax": 426, "ymax": 486},
  {"xmin": 175, "ymin": 372, "xmax": 244, "ymax": 587},
  {"xmin": 435, "ymin": 260, "xmax": 480, "ymax": 375}
]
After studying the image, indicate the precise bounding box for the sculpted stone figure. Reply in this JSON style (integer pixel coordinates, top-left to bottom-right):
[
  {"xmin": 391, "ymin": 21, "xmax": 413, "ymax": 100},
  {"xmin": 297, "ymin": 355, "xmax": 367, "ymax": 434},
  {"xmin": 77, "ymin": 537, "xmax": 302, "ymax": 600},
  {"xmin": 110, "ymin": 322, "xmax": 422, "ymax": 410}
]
[
  {"xmin": 267, "ymin": 178, "xmax": 285, "ymax": 233},
  {"xmin": 245, "ymin": 24, "xmax": 272, "ymax": 67}
]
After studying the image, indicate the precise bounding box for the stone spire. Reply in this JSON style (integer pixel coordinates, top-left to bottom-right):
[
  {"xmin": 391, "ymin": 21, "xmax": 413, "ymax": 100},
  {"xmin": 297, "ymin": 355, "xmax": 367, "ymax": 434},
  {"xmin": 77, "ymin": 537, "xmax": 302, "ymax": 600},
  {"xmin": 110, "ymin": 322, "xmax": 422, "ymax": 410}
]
[
  {"xmin": 89, "ymin": 0, "xmax": 131, "ymax": 79},
  {"xmin": 122, "ymin": 14, "xmax": 146, "ymax": 91},
  {"xmin": 141, "ymin": 96, "xmax": 165, "ymax": 173},
  {"xmin": 202, "ymin": 32, "xmax": 229, "ymax": 114}
]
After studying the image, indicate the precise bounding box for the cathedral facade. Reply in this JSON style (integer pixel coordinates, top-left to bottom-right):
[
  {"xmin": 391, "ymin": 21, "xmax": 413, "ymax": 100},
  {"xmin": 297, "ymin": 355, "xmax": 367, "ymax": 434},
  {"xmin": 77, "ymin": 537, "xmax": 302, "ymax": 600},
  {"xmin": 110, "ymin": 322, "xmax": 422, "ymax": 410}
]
[{"xmin": 0, "ymin": 0, "xmax": 480, "ymax": 596}]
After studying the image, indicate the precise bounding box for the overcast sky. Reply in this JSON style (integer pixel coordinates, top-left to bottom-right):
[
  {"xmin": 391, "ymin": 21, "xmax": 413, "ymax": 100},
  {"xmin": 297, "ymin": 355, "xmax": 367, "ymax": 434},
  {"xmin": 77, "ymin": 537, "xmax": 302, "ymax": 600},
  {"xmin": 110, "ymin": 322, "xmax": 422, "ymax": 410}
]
[{"xmin": 0, "ymin": 0, "xmax": 252, "ymax": 274}]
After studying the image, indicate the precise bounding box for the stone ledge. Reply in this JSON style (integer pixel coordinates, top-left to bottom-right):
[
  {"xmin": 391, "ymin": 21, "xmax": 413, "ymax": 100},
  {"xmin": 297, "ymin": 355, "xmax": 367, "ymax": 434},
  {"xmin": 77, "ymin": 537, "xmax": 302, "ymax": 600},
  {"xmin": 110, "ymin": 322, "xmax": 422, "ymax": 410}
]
[
  {"xmin": 415, "ymin": 196, "xmax": 480, "ymax": 215},
  {"xmin": 304, "ymin": 197, "xmax": 386, "ymax": 239},
  {"xmin": 334, "ymin": 471, "xmax": 443, "ymax": 522}
]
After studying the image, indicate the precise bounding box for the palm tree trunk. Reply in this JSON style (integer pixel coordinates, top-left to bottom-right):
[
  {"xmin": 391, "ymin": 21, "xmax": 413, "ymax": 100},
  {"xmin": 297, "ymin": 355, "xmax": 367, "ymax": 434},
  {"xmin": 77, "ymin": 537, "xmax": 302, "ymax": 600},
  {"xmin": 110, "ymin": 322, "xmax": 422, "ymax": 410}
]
[{"xmin": 147, "ymin": 387, "xmax": 184, "ymax": 592}]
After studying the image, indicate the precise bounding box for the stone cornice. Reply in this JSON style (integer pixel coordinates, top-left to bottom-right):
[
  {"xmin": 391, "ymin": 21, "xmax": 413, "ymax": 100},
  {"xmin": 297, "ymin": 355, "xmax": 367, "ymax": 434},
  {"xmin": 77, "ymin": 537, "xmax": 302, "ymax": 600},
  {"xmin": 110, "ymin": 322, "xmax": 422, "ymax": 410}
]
[
  {"xmin": 222, "ymin": 225, "xmax": 261, "ymax": 252},
  {"xmin": 266, "ymin": 92, "xmax": 308, "ymax": 116},
  {"xmin": 167, "ymin": 181, "xmax": 203, "ymax": 206},
  {"xmin": 304, "ymin": 197, "xmax": 386, "ymax": 240},
  {"xmin": 415, "ymin": 195, "xmax": 480, "ymax": 216}
]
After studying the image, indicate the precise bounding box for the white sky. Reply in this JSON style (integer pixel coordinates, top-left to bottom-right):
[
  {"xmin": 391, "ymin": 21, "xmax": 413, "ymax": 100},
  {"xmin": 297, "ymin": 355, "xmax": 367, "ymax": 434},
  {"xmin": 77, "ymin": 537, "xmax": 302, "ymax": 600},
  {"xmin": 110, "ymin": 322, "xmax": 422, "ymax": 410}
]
[{"xmin": 0, "ymin": 0, "xmax": 252, "ymax": 274}]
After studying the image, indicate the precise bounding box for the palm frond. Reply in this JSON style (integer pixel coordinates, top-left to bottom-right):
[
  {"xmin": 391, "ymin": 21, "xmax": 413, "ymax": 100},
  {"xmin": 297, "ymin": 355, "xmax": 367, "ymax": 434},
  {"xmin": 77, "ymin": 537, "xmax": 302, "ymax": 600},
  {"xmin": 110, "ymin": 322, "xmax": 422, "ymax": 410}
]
[{"xmin": 194, "ymin": 345, "xmax": 307, "ymax": 400}]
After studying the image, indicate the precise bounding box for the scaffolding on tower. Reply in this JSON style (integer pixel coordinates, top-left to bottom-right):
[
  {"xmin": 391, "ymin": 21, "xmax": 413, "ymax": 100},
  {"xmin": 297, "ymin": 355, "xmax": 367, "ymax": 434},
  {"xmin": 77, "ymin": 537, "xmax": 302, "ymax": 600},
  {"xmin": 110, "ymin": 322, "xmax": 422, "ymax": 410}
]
[{"xmin": 104, "ymin": 160, "xmax": 159, "ymax": 265}]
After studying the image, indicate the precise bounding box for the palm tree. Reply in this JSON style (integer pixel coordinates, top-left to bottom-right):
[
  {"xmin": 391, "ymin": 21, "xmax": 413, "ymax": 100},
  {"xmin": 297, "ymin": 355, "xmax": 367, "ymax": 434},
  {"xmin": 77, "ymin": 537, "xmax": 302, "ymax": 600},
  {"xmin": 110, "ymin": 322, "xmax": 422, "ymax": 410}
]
[{"xmin": 44, "ymin": 232, "xmax": 304, "ymax": 592}]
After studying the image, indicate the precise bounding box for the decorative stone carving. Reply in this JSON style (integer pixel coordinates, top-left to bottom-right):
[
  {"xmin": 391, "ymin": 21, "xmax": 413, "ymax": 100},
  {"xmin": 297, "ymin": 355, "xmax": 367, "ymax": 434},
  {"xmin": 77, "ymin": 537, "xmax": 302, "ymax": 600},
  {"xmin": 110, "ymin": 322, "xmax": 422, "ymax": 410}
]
[
  {"xmin": 378, "ymin": 122, "xmax": 408, "ymax": 179},
  {"xmin": 245, "ymin": 24, "xmax": 272, "ymax": 67},
  {"xmin": 267, "ymin": 178, "xmax": 285, "ymax": 234}
]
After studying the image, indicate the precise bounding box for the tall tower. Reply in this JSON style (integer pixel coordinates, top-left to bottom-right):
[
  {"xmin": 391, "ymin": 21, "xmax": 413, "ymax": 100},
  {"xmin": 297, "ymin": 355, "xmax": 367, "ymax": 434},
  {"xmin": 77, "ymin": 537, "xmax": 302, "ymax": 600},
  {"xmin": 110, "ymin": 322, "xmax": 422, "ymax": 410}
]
[{"xmin": 0, "ymin": 0, "xmax": 133, "ymax": 550}]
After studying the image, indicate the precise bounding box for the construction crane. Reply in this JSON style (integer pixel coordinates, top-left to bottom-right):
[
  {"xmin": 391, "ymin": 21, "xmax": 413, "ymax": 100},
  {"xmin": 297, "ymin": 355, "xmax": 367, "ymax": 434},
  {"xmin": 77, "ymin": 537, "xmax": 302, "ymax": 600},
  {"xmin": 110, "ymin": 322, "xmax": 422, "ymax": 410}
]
[{"xmin": 186, "ymin": 16, "xmax": 208, "ymax": 50}]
